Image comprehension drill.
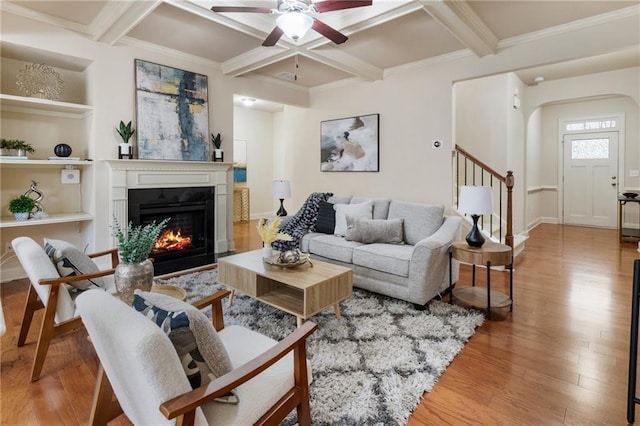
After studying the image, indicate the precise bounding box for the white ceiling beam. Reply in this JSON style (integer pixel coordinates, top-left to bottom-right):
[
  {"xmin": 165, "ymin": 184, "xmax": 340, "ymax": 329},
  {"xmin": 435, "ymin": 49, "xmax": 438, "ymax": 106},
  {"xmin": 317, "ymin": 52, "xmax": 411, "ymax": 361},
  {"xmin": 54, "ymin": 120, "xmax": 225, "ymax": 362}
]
[
  {"xmin": 419, "ymin": 0, "xmax": 498, "ymax": 57},
  {"xmin": 94, "ymin": 0, "xmax": 163, "ymax": 45},
  {"xmin": 222, "ymin": 46, "xmax": 294, "ymax": 76},
  {"xmin": 0, "ymin": 1, "xmax": 91, "ymax": 35},
  {"xmin": 302, "ymin": 48, "xmax": 383, "ymax": 82}
]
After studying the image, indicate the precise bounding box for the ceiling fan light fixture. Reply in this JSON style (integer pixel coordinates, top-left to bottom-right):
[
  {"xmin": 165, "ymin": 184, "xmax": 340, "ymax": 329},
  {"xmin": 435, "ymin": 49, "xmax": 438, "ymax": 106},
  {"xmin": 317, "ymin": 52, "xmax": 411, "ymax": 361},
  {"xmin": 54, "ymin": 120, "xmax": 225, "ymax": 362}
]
[{"xmin": 276, "ymin": 12, "xmax": 313, "ymax": 42}]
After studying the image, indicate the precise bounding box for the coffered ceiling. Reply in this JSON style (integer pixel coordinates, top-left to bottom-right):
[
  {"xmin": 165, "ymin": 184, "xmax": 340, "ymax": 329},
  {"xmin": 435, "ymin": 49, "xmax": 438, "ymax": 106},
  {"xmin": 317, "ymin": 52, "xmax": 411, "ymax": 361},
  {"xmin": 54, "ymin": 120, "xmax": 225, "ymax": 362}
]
[{"xmin": 3, "ymin": 0, "xmax": 639, "ymax": 91}]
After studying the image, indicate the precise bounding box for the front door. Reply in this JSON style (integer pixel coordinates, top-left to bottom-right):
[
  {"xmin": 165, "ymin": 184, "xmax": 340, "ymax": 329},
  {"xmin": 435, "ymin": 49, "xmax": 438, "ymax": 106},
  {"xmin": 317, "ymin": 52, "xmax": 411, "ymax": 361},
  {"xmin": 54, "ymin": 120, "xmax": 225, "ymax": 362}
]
[{"xmin": 563, "ymin": 131, "xmax": 619, "ymax": 227}]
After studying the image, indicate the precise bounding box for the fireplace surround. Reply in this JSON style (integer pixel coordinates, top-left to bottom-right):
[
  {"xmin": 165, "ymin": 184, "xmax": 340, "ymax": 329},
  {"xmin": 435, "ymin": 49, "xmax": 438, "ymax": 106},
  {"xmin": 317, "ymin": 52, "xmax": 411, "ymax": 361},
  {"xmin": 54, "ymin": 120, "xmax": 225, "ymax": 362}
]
[{"xmin": 105, "ymin": 160, "xmax": 232, "ymax": 274}]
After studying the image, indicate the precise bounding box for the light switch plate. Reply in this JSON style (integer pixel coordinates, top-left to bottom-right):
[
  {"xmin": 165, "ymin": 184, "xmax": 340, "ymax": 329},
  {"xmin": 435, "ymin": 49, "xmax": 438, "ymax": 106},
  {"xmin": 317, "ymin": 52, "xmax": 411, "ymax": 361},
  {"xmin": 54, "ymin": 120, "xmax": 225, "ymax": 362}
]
[
  {"xmin": 630, "ymin": 170, "xmax": 639, "ymax": 177},
  {"xmin": 61, "ymin": 169, "xmax": 80, "ymax": 184}
]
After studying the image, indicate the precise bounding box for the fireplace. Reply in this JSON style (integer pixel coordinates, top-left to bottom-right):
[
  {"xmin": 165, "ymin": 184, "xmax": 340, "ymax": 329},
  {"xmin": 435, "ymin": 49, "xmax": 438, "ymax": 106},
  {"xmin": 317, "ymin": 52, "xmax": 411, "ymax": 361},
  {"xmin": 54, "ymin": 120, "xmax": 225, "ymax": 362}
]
[{"xmin": 128, "ymin": 186, "xmax": 215, "ymax": 275}]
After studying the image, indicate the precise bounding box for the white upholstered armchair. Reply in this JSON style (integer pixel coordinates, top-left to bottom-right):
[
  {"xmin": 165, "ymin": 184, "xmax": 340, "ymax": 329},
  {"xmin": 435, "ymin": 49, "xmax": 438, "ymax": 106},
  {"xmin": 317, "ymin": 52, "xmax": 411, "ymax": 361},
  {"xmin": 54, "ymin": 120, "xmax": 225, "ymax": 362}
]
[{"xmin": 77, "ymin": 288, "xmax": 317, "ymax": 426}]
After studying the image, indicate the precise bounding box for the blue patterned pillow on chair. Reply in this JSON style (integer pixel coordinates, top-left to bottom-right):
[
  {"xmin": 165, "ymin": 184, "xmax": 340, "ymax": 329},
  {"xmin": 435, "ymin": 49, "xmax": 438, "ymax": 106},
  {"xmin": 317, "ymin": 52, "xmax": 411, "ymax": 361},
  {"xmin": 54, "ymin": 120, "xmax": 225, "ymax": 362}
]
[
  {"xmin": 133, "ymin": 291, "xmax": 239, "ymax": 403},
  {"xmin": 43, "ymin": 238, "xmax": 104, "ymax": 291}
]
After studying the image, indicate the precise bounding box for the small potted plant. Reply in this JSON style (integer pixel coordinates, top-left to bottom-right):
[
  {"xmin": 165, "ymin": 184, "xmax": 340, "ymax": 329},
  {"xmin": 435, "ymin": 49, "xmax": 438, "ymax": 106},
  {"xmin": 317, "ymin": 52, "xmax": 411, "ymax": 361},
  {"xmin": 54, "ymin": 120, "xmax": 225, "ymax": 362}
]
[
  {"xmin": 0, "ymin": 139, "xmax": 35, "ymax": 157},
  {"xmin": 211, "ymin": 132, "xmax": 223, "ymax": 162},
  {"xmin": 112, "ymin": 217, "xmax": 170, "ymax": 304},
  {"xmin": 8, "ymin": 194, "xmax": 35, "ymax": 221},
  {"xmin": 116, "ymin": 121, "xmax": 135, "ymax": 159}
]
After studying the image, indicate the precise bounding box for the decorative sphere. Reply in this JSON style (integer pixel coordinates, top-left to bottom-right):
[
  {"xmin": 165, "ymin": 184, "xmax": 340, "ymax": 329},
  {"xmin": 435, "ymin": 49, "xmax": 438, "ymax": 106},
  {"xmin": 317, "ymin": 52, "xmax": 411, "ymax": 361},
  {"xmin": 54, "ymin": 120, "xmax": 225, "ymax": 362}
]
[
  {"xmin": 54, "ymin": 143, "xmax": 72, "ymax": 157},
  {"xmin": 279, "ymin": 249, "xmax": 301, "ymax": 264}
]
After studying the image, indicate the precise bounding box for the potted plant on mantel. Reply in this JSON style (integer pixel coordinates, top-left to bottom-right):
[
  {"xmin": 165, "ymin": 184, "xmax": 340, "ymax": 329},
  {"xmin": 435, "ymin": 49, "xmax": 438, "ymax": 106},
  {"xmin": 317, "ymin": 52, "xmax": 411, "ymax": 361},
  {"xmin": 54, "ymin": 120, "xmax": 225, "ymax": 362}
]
[
  {"xmin": 0, "ymin": 139, "xmax": 35, "ymax": 158},
  {"xmin": 112, "ymin": 217, "xmax": 170, "ymax": 304},
  {"xmin": 116, "ymin": 121, "xmax": 134, "ymax": 159},
  {"xmin": 8, "ymin": 194, "xmax": 35, "ymax": 221},
  {"xmin": 211, "ymin": 132, "xmax": 223, "ymax": 162}
]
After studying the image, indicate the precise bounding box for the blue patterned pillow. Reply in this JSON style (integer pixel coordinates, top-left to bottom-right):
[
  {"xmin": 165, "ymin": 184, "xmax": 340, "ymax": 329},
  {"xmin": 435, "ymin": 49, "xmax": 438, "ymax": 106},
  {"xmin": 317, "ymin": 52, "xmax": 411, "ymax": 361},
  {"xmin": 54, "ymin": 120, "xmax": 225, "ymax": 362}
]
[{"xmin": 133, "ymin": 291, "xmax": 238, "ymax": 403}]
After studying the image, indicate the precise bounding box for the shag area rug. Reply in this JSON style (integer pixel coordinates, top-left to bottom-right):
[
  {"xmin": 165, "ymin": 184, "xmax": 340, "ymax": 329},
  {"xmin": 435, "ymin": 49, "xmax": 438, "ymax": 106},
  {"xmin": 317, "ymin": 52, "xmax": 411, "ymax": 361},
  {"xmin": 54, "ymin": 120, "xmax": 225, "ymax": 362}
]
[{"xmin": 160, "ymin": 268, "xmax": 484, "ymax": 425}]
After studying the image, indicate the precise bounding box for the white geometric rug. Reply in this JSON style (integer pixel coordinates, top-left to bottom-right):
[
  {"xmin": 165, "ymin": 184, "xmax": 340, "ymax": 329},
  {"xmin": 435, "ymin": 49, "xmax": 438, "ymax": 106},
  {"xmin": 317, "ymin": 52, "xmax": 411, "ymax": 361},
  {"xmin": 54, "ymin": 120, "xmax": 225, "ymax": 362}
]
[{"xmin": 159, "ymin": 268, "xmax": 484, "ymax": 425}]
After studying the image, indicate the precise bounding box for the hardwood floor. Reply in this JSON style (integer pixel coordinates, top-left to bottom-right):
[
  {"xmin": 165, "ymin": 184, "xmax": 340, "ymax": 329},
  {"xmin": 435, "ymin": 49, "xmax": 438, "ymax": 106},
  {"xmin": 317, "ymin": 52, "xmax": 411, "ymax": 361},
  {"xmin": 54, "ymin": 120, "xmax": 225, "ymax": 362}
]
[{"xmin": 2, "ymin": 223, "xmax": 638, "ymax": 425}]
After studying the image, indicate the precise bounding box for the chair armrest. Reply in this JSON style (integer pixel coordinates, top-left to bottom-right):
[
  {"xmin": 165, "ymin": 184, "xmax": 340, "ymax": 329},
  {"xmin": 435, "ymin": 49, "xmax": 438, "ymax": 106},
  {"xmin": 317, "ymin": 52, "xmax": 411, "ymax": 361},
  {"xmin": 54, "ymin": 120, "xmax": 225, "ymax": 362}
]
[
  {"xmin": 191, "ymin": 290, "xmax": 231, "ymax": 331},
  {"xmin": 39, "ymin": 268, "xmax": 116, "ymax": 286},
  {"xmin": 159, "ymin": 321, "xmax": 318, "ymax": 422},
  {"xmin": 88, "ymin": 248, "xmax": 120, "ymax": 268}
]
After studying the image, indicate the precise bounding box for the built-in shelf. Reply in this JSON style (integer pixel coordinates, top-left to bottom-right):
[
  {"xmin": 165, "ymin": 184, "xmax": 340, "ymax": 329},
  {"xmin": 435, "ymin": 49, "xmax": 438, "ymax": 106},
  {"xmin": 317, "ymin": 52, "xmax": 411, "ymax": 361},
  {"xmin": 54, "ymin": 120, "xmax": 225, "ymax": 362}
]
[
  {"xmin": 0, "ymin": 159, "xmax": 94, "ymax": 168},
  {"xmin": 0, "ymin": 94, "xmax": 92, "ymax": 116},
  {"xmin": 0, "ymin": 212, "xmax": 94, "ymax": 228}
]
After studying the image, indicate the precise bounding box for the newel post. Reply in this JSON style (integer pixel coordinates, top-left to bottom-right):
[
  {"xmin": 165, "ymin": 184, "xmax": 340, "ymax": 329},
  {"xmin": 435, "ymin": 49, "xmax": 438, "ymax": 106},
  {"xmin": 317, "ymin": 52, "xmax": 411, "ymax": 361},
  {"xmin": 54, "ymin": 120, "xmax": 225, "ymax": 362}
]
[{"xmin": 505, "ymin": 170, "xmax": 514, "ymax": 250}]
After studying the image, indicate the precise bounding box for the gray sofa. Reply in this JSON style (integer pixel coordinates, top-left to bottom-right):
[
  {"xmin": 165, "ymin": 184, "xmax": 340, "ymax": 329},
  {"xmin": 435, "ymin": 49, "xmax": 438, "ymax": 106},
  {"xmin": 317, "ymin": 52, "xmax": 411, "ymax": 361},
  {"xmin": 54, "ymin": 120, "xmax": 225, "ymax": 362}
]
[{"xmin": 299, "ymin": 195, "xmax": 462, "ymax": 307}]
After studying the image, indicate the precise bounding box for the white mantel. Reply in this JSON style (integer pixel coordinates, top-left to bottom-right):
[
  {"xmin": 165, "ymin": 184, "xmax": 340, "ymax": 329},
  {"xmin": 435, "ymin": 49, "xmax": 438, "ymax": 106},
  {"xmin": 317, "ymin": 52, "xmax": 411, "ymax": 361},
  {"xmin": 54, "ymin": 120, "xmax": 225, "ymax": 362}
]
[{"xmin": 104, "ymin": 160, "xmax": 233, "ymax": 253}]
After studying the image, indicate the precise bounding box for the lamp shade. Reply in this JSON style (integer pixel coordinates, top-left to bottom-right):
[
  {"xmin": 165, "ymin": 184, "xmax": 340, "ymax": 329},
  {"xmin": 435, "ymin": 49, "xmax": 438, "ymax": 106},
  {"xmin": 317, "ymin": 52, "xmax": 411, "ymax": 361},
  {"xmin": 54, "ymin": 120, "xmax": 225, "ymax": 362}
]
[
  {"xmin": 276, "ymin": 12, "xmax": 313, "ymax": 41},
  {"xmin": 272, "ymin": 180, "xmax": 291, "ymax": 199},
  {"xmin": 458, "ymin": 186, "xmax": 493, "ymax": 215}
]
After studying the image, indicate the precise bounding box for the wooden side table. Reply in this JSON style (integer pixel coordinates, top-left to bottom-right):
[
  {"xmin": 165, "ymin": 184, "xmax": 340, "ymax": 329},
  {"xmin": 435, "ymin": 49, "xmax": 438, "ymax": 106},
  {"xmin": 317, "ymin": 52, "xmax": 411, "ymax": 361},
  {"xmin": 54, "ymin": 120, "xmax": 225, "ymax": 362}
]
[{"xmin": 449, "ymin": 241, "xmax": 513, "ymax": 320}]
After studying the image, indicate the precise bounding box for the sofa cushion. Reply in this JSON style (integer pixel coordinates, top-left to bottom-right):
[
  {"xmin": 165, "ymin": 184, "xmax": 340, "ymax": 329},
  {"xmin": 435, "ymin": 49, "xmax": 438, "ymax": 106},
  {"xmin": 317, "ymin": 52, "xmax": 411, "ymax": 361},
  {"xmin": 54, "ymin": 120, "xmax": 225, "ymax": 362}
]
[
  {"xmin": 43, "ymin": 238, "xmax": 105, "ymax": 291},
  {"xmin": 327, "ymin": 195, "xmax": 352, "ymax": 204},
  {"xmin": 345, "ymin": 217, "xmax": 404, "ymax": 244},
  {"xmin": 334, "ymin": 201, "xmax": 373, "ymax": 236},
  {"xmin": 387, "ymin": 201, "xmax": 444, "ymax": 245},
  {"xmin": 132, "ymin": 291, "xmax": 238, "ymax": 402},
  {"xmin": 352, "ymin": 244, "xmax": 413, "ymax": 278},
  {"xmin": 350, "ymin": 197, "xmax": 392, "ymax": 220},
  {"xmin": 313, "ymin": 201, "xmax": 335, "ymax": 234},
  {"xmin": 308, "ymin": 234, "xmax": 364, "ymax": 263}
]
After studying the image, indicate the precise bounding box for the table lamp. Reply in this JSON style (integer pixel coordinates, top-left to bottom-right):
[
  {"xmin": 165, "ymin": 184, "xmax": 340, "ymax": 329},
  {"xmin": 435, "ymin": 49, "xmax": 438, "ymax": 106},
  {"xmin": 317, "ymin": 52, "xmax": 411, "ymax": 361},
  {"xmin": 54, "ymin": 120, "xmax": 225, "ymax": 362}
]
[
  {"xmin": 272, "ymin": 180, "xmax": 291, "ymax": 217},
  {"xmin": 457, "ymin": 185, "xmax": 493, "ymax": 248}
]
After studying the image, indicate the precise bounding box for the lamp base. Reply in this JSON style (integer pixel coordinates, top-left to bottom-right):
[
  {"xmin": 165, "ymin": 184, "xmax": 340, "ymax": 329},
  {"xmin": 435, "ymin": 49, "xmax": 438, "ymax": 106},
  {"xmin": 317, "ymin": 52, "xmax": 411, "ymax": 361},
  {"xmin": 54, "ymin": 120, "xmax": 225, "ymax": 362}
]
[
  {"xmin": 276, "ymin": 199, "xmax": 287, "ymax": 217},
  {"xmin": 465, "ymin": 215, "xmax": 486, "ymax": 248}
]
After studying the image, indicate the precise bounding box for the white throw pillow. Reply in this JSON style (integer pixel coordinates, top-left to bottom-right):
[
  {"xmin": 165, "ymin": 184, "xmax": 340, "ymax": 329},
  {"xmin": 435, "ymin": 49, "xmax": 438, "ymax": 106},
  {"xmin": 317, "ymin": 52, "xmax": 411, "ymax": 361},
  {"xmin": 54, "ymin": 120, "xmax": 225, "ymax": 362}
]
[{"xmin": 334, "ymin": 201, "xmax": 373, "ymax": 236}]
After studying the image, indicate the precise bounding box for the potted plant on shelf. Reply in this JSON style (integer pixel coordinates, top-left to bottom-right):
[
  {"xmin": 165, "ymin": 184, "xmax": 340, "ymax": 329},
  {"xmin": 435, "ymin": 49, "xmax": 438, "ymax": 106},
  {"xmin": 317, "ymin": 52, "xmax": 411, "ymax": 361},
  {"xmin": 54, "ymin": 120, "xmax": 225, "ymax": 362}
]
[
  {"xmin": 8, "ymin": 194, "xmax": 35, "ymax": 221},
  {"xmin": 0, "ymin": 139, "xmax": 35, "ymax": 158},
  {"xmin": 112, "ymin": 217, "xmax": 170, "ymax": 304},
  {"xmin": 116, "ymin": 121, "xmax": 134, "ymax": 159},
  {"xmin": 211, "ymin": 132, "xmax": 223, "ymax": 162},
  {"xmin": 256, "ymin": 216, "xmax": 292, "ymax": 258}
]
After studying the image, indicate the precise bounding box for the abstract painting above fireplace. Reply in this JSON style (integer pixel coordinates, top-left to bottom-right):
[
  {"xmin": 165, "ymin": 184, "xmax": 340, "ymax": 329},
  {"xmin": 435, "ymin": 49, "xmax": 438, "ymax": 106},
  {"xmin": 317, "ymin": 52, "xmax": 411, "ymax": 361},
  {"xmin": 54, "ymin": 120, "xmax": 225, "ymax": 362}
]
[{"xmin": 128, "ymin": 186, "xmax": 215, "ymax": 275}]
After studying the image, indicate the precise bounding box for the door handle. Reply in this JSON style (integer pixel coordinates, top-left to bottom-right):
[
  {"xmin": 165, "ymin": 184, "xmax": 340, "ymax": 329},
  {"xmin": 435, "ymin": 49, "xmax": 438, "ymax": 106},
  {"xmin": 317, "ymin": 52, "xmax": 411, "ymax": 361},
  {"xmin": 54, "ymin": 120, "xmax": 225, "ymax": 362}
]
[{"xmin": 612, "ymin": 183, "xmax": 617, "ymax": 187}]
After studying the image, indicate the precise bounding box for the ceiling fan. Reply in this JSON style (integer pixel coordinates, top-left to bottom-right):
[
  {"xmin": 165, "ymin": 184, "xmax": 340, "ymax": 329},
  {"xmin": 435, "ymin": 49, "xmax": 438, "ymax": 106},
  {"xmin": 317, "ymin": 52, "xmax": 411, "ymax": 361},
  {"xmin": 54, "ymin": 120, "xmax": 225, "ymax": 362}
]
[{"xmin": 211, "ymin": 0, "xmax": 373, "ymax": 46}]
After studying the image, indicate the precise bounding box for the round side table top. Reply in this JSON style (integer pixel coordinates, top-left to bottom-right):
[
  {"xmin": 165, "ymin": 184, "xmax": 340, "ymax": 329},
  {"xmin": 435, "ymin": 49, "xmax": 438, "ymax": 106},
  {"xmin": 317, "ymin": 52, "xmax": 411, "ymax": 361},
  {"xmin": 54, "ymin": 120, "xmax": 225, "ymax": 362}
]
[
  {"xmin": 150, "ymin": 284, "xmax": 187, "ymax": 301},
  {"xmin": 451, "ymin": 241, "xmax": 513, "ymax": 266}
]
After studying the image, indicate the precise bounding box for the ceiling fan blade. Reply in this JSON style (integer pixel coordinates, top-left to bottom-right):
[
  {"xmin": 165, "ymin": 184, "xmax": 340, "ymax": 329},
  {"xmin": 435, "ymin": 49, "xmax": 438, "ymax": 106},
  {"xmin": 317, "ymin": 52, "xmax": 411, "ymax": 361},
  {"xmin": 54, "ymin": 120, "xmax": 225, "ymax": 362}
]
[
  {"xmin": 211, "ymin": 6, "xmax": 272, "ymax": 13},
  {"xmin": 262, "ymin": 26, "xmax": 284, "ymax": 46},
  {"xmin": 312, "ymin": 19, "xmax": 348, "ymax": 44},
  {"xmin": 313, "ymin": 0, "xmax": 372, "ymax": 13}
]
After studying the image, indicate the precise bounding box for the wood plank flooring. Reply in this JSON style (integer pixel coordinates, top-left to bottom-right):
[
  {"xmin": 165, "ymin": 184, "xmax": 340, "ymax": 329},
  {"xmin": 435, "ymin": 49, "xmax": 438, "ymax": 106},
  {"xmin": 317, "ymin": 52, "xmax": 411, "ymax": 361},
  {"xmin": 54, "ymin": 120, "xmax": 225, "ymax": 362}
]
[{"xmin": 1, "ymin": 223, "xmax": 639, "ymax": 425}]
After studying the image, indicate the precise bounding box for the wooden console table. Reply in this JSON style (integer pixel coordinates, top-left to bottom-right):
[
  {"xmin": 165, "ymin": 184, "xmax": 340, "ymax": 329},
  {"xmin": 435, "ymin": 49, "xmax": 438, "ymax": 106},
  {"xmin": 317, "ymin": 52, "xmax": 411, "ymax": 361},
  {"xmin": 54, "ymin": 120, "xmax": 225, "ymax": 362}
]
[
  {"xmin": 449, "ymin": 241, "xmax": 513, "ymax": 320},
  {"xmin": 619, "ymin": 195, "xmax": 640, "ymax": 242}
]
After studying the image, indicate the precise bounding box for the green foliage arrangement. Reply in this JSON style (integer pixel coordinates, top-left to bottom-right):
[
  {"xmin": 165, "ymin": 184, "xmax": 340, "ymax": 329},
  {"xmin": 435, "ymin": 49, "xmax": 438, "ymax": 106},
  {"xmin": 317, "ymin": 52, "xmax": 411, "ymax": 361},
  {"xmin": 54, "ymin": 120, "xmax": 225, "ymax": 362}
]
[
  {"xmin": 116, "ymin": 121, "xmax": 135, "ymax": 144},
  {"xmin": 0, "ymin": 139, "xmax": 35, "ymax": 153},
  {"xmin": 113, "ymin": 217, "xmax": 170, "ymax": 263},
  {"xmin": 8, "ymin": 194, "xmax": 35, "ymax": 213},
  {"xmin": 211, "ymin": 132, "xmax": 223, "ymax": 149}
]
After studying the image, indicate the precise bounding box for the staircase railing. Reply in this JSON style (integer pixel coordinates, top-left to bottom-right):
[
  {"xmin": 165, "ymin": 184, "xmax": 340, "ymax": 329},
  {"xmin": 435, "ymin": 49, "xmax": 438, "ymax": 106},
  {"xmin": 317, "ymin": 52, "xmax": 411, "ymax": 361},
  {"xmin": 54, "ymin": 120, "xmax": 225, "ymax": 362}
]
[{"xmin": 454, "ymin": 144, "xmax": 514, "ymax": 249}]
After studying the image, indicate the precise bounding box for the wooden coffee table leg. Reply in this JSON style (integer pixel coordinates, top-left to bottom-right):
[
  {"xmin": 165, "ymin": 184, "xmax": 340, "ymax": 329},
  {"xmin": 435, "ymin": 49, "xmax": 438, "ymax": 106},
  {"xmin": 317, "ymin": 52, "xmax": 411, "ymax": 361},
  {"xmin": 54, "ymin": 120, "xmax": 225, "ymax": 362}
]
[
  {"xmin": 227, "ymin": 290, "xmax": 234, "ymax": 308},
  {"xmin": 296, "ymin": 316, "xmax": 303, "ymax": 328},
  {"xmin": 333, "ymin": 303, "xmax": 341, "ymax": 318}
]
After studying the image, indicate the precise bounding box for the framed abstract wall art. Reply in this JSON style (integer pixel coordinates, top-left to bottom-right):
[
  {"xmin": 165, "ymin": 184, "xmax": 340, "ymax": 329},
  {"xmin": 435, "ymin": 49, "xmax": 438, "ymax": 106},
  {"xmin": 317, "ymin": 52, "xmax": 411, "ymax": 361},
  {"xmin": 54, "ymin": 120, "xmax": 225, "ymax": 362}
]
[
  {"xmin": 135, "ymin": 59, "xmax": 210, "ymax": 161},
  {"xmin": 320, "ymin": 113, "xmax": 379, "ymax": 172}
]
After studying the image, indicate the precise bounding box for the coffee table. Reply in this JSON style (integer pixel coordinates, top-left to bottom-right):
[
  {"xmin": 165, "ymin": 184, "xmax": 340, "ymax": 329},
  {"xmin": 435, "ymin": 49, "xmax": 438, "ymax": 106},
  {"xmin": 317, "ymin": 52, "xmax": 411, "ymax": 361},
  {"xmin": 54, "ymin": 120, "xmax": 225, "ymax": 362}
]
[{"xmin": 218, "ymin": 250, "xmax": 353, "ymax": 327}]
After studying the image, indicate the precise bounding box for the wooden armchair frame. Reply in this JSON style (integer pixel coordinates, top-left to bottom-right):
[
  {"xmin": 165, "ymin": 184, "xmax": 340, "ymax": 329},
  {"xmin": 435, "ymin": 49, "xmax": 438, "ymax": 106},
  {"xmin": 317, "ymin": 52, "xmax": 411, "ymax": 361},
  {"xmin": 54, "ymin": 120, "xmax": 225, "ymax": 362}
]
[
  {"xmin": 17, "ymin": 247, "xmax": 119, "ymax": 382},
  {"xmin": 89, "ymin": 288, "xmax": 317, "ymax": 426}
]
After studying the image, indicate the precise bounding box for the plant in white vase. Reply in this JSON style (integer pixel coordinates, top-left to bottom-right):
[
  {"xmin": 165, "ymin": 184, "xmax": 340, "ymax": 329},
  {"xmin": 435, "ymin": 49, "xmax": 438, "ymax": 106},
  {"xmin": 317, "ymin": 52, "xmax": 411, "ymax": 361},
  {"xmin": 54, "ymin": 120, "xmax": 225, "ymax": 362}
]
[
  {"xmin": 8, "ymin": 194, "xmax": 35, "ymax": 221},
  {"xmin": 116, "ymin": 120, "xmax": 134, "ymax": 159},
  {"xmin": 256, "ymin": 216, "xmax": 292, "ymax": 258},
  {"xmin": 211, "ymin": 132, "xmax": 223, "ymax": 162}
]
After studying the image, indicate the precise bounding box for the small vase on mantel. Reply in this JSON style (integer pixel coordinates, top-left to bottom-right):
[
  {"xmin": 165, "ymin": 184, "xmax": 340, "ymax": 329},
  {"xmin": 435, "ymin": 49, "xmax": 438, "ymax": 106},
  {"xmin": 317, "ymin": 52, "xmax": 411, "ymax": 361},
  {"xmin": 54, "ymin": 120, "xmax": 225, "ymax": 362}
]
[{"xmin": 114, "ymin": 259, "xmax": 154, "ymax": 305}]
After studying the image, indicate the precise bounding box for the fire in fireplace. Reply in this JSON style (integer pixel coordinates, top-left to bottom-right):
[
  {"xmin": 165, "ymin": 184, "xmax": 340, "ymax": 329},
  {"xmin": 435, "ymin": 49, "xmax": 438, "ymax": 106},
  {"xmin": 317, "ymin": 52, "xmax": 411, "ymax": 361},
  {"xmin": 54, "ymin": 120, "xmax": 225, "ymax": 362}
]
[{"xmin": 128, "ymin": 186, "xmax": 215, "ymax": 275}]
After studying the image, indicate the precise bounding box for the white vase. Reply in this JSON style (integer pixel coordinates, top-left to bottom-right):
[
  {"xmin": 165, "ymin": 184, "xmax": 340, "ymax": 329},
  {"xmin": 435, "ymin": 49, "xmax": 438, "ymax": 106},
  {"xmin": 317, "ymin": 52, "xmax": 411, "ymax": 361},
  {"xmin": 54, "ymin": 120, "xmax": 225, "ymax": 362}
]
[
  {"xmin": 13, "ymin": 212, "xmax": 29, "ymax": 222},
  {"xmin": 262, "ymin": 244, "xmax": 273, "ymax": 259}
]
